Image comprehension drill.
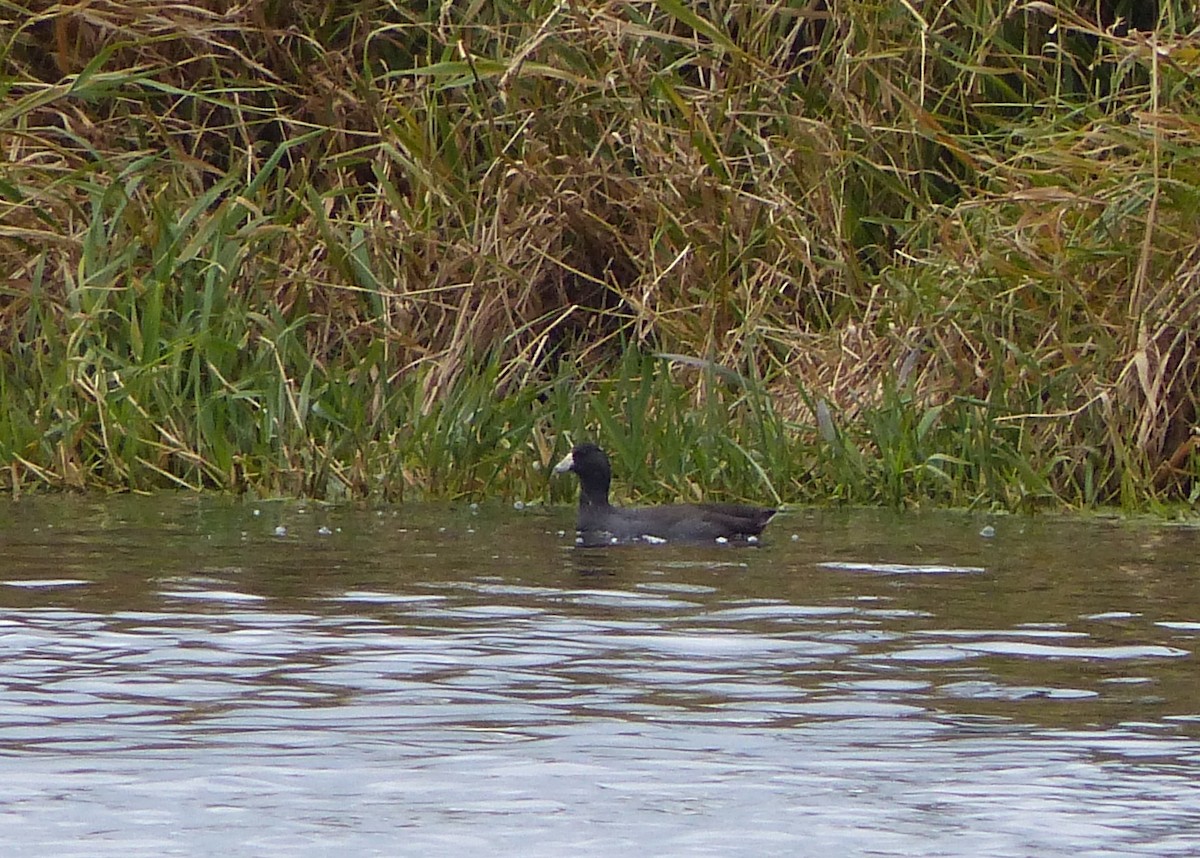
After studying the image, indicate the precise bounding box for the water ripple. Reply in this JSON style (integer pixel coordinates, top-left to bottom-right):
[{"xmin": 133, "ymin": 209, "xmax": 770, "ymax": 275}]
[{"xmin": 0, "ymin": 500, "xmax": 1197, "ymax": 856}]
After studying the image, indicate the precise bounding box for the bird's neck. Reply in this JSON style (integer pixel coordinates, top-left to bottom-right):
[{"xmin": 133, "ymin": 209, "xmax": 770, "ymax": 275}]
[{"xmin": 579, "ymin": 481, "xmax": 611, "ymax": 509}]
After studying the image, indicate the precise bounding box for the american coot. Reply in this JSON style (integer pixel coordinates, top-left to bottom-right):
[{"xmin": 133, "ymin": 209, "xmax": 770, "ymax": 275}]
[{"xmin": 553, "ymin": 443, "xmax": 777, "ymax": 545}]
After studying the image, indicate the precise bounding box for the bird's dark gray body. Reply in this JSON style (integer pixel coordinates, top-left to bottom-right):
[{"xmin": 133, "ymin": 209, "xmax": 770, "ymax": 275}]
[{"xmin": 554, "ymin": 444, "xmax": 777, "ymax": 545}]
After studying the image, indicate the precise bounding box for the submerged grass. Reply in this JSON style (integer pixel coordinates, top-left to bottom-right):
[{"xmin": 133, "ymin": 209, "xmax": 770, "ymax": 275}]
[{"xmin": 1, "ymin": 1, "xmax": 1199, "ymax": 508}]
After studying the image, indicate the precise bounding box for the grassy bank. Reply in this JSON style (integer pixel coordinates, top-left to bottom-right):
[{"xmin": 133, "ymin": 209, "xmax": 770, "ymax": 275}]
[{"xmin": 1, "ymin": 1, "xmax": 1198, "ymax": 508}]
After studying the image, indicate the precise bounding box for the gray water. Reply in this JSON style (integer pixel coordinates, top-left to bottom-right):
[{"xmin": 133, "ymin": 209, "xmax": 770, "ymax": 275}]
[{"xmin": 0, "ymin": 496, "xmax": 1198, "ymax": 857}]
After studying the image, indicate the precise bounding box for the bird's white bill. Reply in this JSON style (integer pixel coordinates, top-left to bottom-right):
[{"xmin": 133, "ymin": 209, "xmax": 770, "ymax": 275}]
[{"xmin": 553, "ymin": 451, "xmax": 574, "ymax": 473}]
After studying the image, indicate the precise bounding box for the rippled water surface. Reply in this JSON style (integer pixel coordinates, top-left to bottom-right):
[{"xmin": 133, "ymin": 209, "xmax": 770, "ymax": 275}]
[{"xmin": 1, "ymin": 496, "xmax": 1199, "ymax": 856}]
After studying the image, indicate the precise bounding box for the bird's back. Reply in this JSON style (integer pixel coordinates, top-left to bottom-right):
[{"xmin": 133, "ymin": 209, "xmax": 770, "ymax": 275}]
[{"xmin": 580, "ymin": 502, "xmax": 776, "ymax": 543}]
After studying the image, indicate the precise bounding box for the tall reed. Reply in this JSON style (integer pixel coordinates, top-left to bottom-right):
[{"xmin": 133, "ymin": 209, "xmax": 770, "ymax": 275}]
[{"xmin": 1, "ymin": 1, "xmax": 1197, "ymax": 506}]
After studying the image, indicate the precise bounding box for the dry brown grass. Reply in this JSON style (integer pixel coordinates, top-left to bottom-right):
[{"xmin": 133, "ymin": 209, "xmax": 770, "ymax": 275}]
[{"xmin": 2, "ymin": 0, "xmax": 1198, "ymax": 502}]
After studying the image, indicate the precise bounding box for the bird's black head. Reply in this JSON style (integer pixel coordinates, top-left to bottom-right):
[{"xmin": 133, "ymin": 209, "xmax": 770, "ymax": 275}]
[{"xmin": 553, "ymin": 443, "xmax": 612, "ymax": 506}]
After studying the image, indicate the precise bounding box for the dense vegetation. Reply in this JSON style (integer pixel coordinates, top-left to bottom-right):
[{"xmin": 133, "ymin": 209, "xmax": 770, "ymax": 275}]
[{"xmin": 1, "ymin": 1, "xmax": 1198, "ymax": 508}]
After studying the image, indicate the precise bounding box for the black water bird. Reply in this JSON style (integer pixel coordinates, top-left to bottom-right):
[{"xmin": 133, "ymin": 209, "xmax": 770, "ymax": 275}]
[{"xmin": 553, "ymin": 443, "xmax": 777, "ymax": 545}]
